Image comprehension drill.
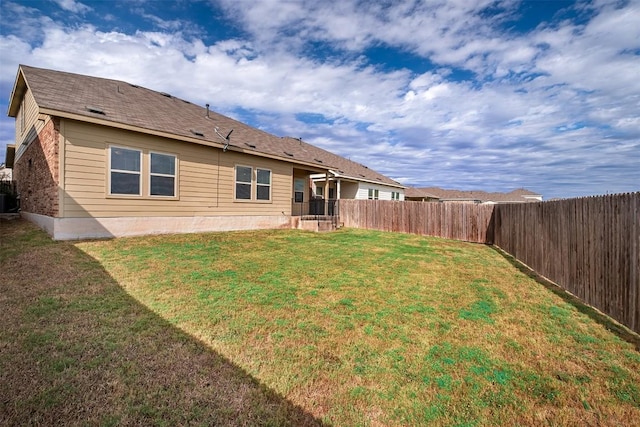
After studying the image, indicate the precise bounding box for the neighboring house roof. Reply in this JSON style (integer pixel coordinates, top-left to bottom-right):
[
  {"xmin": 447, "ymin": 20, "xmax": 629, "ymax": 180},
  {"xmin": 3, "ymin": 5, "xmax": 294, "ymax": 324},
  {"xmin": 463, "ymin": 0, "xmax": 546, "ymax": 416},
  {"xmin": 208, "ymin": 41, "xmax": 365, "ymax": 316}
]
[
  {"xmin": 8, "ymin": 65, "xmax": 402, "ymax": 188},
  {"xmin": 416, "ymin": 187, "xmax": 542, "ymax": 203},
  {"xmin": 404, "ymin": 187, "xmax": 440, "ymax": 199}
]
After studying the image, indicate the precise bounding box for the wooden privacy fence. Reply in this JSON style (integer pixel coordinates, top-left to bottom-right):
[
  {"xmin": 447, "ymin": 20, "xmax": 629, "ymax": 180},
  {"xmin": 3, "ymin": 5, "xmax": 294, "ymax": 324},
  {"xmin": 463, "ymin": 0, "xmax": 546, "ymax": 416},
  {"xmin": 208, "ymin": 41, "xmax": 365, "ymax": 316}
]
[
  {"xmin": 493, "ymin": 192, "xmax": 639, "ymax": 335},
  {"xmin": 339, "ymin": 194, "xmax": 640, "ymax": 334},
  {"xmin": 339, "ymin": 200, "xmax": 495, "ymax": 244}
]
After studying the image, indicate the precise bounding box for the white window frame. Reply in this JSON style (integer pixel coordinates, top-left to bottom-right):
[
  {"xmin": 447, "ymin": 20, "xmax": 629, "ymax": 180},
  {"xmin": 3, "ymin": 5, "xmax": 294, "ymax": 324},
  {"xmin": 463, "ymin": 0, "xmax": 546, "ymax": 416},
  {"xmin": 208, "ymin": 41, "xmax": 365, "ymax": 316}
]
[
  {"xmin": 368, "ymin": 188, "xmax": 379, "ymax": 200},
  {"xmin": 235, "ymin": 165, "xmax": 253, "ymax": 201},
  {"xmin": 256, "ymin": 168, "xmax": 271, "ymax": 201},
  {"xmin": 234, "ymin": 165, "xmax": 273, "ymax": 202},
  {"xmin": 108, "ymin": 145, "xmax": 142, "ymax": 196},
  {"xmin": 294, "ymin": 178, "xmax": 305, "ymax": 203},
  {"xmin": 149, "ymin": 151, "xmax": 177, "ymax": 198}
]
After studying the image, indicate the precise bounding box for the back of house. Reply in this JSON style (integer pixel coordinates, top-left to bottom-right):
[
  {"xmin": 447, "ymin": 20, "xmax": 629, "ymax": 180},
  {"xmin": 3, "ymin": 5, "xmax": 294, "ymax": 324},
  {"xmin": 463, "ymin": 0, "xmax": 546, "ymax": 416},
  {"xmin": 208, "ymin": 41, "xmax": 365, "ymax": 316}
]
[{"xmin": 5, "ymin": 65, "xmax": 404, "ymax": 239}]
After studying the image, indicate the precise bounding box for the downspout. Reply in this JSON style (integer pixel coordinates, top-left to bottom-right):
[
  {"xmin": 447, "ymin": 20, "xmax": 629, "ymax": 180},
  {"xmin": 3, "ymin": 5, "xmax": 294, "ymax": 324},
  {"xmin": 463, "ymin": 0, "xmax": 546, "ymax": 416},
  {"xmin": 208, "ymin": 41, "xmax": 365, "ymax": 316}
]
[
  {"xmin": 215, "ymin": 148, "xmax": 220, "ymax": 208},
  {"xmin": 324, "ymin": 171, "xmax": 329, "ymax": 216},
  {"xmin": 336, "ymin": 178, "xmax": 341, "ymax": 227}
]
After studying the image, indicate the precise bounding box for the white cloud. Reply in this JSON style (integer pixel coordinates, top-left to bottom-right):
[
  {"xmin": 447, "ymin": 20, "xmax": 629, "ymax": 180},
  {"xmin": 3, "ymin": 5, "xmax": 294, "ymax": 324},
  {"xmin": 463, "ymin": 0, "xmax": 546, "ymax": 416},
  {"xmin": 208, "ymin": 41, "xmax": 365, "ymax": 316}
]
[
  {"xmin": 0, "ymin": 0, "xmax": 638, "ymax": 198},
  {"xmin": 52, "ymin": 0, "xmax": 91, "ymax": 14}
]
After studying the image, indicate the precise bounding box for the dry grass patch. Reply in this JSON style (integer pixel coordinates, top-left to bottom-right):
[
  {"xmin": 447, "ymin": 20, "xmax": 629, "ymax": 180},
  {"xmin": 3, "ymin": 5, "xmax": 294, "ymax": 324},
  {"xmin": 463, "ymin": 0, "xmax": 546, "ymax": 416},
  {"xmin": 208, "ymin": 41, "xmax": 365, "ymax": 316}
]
[
  {"xmin": 0, "ymin": 220, "xmax": 322, "ymax": 426},
  {"xmin": 72, "ymin": 227, "xmax": 640, "ymax": 426}
]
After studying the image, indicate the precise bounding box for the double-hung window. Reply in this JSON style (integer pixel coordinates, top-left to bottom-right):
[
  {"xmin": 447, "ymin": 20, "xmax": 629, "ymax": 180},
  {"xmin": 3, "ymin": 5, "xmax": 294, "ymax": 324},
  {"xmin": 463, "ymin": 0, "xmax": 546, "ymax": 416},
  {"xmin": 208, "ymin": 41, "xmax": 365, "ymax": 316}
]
[
  {"xmin": 368, "ymin": 188, "xmax": 379, "ymax": 200},
  {"xmin": 235, "ymin": 166, "xmax": 252, "ymax": 200},
  {"xmin": 294, "ymin": 178, "xmax": 305, "ymax": 203},
  {"xmin": 110, "ymin": 147, "xmax": 141, "ymax": 195},
  {"xmin": 256, "ymin": 168, "xmax": 271, "ymax": 200},
  {"xmin": 150, "ymin": 152, "xmax": 176, "ymax": 197},
  {"xmin": 391, "ymin": 191, "xmax": 400, "ymax": 200}
]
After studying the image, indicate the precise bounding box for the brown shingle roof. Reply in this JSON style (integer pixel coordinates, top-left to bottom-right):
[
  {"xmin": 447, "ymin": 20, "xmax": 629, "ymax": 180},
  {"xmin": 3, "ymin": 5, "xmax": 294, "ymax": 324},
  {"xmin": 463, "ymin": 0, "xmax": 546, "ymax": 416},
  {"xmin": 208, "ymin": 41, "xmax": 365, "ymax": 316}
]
[
  {"xmin": 417, "ymin": 187, "xmax": 541, "ymax": 203},
  {"xmin": 10, "ymin": 65, "xmax": 402, "ymax": 188},
  {"xmin": 404, "ymin": 187, "xmax": 440, "ymax": 199}
]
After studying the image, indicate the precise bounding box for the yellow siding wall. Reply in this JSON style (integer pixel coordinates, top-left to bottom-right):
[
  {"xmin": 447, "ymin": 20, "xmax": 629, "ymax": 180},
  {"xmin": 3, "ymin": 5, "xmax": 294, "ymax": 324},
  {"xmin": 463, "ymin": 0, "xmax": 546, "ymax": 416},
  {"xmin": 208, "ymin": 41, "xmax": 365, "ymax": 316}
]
[{"xmin": 61, "ymin": 120, "xmax": 295, "ymax": 218}]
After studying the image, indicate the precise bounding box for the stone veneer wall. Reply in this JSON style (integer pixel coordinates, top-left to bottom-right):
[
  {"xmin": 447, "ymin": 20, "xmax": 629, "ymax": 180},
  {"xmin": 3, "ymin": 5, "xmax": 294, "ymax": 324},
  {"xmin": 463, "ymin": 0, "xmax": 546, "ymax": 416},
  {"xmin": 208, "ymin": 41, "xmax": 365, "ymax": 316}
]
[{"xmin": 13, "ymin": 118, "xmax": 60, "ymax": 217}]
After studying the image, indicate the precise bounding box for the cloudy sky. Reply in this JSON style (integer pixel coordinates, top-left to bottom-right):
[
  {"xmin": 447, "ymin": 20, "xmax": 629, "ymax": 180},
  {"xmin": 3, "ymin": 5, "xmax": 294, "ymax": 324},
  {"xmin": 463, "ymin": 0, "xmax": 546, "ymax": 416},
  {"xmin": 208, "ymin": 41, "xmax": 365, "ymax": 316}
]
[{"xmin": 0, "ymin": 0, "xmax": 638, "ymax": 199}]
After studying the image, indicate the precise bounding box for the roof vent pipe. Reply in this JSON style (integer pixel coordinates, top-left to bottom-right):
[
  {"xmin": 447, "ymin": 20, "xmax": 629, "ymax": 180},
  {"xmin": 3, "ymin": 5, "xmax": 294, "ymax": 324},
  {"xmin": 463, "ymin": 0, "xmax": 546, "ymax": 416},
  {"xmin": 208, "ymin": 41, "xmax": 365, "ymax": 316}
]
[{"xmin": 206, "ymin": 104, "xmax": 210, "ymax": 118}]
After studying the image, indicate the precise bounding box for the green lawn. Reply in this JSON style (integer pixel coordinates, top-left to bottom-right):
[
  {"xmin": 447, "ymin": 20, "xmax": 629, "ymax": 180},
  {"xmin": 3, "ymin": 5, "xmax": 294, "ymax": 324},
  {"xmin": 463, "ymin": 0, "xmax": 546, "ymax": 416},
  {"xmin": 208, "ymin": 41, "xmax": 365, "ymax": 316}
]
[{"xmin": 2, "ymin": 219, "xmax": 639, "ymax": 426}]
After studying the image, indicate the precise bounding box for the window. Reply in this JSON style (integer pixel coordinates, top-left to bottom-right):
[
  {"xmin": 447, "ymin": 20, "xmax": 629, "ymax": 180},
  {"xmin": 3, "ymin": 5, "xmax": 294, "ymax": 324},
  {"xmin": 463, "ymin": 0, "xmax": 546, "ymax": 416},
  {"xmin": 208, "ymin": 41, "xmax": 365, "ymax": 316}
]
[
  {"xmin": 235, "ymin": 166, "xmax": 252, "ymax": 200},
  {"xmin": 316, "ymin": 186, "xmax": 324, "ymax": 197},
  {"xmin": 235, "ymin": 166, "xmax": 272, "ymax": 201},
  {"xmin": 108, "ymin": 146, "xmax": 179, "ymax": 198},
  {"xmin": 256, "ymin": 168, "xmax": 271, "ymax": 200},
  {"xmin": 368, "ymin": 188, "xmax": 379, "ymax": 200},
  {"xmin": 392, "ymin": 191, "xmax": 400, "ymax": 200},
  {"xmin": 294, "ymin": 178, "xmax": 305, "ymax": 203},
  {"xmin": 150, "ymin": 152, "xmax": 176, "ymax": 196},
  {"xmin": 110, "ymin": 147, "xmax": 141, "ymax": 195}
]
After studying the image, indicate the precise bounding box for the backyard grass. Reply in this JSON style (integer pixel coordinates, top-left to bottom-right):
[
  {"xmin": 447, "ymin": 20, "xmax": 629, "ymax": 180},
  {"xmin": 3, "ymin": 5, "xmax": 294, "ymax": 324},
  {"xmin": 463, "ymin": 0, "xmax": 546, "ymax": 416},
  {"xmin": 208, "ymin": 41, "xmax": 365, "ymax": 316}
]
[{"xmin": 2, "ymin": 219, "xmax": 639, "ymax": 426}]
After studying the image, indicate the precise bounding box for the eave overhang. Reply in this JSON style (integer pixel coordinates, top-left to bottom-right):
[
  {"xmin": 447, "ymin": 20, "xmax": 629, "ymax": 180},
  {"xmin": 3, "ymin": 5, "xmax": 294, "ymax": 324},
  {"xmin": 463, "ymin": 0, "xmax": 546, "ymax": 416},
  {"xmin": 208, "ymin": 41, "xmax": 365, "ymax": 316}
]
[
  {"xmin": 34, "ymin": 106, "xmax": 333, "ymax": 173},
  {"xmin": 4, "ymin": 145, "xmax": 15, "ymax": 168},
  {"xmin": 7, "ymin": 67, "xmax": 27, "ymax": 118},
  {"xmin": 315, "ymin": 169, "xmax": 406, "ymax": 189}
]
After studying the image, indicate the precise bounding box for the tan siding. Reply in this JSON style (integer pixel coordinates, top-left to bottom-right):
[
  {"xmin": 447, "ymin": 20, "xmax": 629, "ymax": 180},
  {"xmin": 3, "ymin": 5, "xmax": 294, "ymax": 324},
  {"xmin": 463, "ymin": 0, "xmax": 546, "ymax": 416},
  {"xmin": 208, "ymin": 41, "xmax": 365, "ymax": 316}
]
[
  {"xmin": 63, "ymin": 143, "xmax": 103, "ymax": 157},
  {"xmin": 64, "ymin": 172, "xmax": 104, "ymax": 184},
  {"xmin": 14, "ymin": 90, "xmax": 45, "ymax": 161},
  {"xmin": 61, "ymin": 120, "xmax": 295, "ymax": 218},
  {"xmin": 16, "ymin": 90, "xmax": 39, "ymax": 142},
  {"xmin": 64, "ymin": 152, "xmax": 104, "ymax": 165},
  {"xmin": 63, "ymin": 162, "xmax": 105, "ymax": 174},
  {"xmin": 214, "ymin": 151, "xmax": 292, "ymax": 215}
]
